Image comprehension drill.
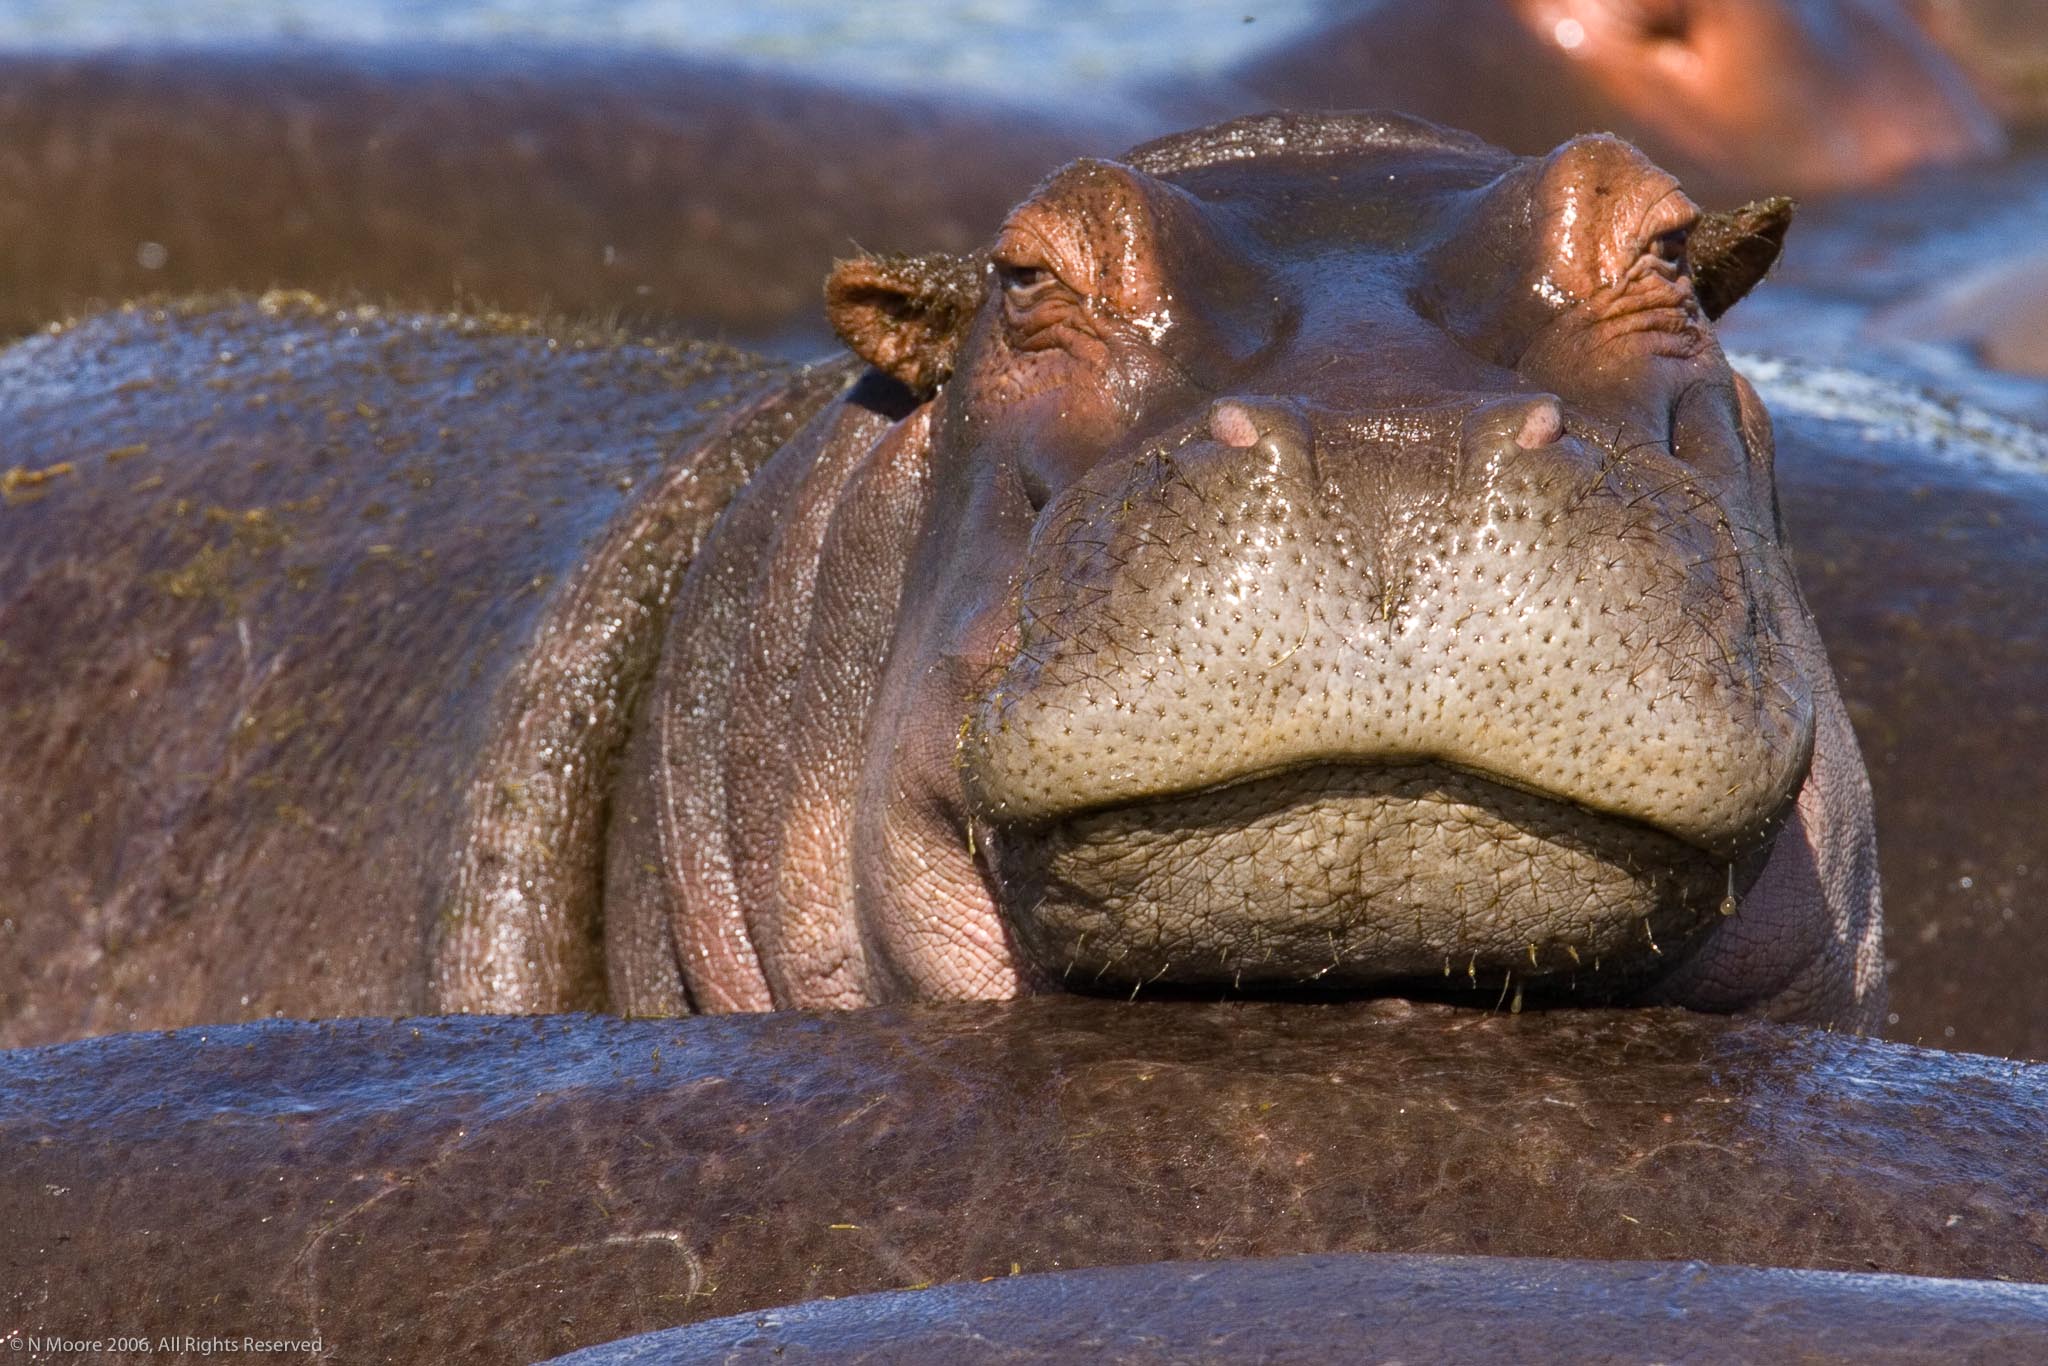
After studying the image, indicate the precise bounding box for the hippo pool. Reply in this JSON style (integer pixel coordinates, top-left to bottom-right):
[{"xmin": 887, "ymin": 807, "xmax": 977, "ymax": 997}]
[{"xmin": 1, "ymin": 3, "xmax": 2046, "ymax": 1363}]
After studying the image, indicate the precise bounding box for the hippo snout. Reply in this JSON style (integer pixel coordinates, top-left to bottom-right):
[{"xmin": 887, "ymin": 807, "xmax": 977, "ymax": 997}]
[{"xmin": 960, "ymin": 394, "xmax": 1816, "ymax": 994}]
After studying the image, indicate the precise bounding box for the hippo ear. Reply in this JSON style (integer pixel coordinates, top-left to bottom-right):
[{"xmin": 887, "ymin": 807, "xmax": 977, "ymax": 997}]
[
  {"xmin": 825, "ymin": 250, "xmax": 985, "ymax": 399},
  {"xmin": 1690, "ymin": 197, "xmax": 1795, "ymax": 321}
]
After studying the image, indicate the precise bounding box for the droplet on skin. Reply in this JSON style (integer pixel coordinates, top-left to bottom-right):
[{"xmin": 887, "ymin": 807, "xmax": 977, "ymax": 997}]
[{"xmin": 1210, "ymin": 402, "xmax": 1260, "ymax": 448}]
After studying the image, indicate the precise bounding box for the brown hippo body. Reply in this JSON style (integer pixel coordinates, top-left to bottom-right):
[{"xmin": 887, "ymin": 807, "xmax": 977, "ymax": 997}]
[
  {"xmin": 3, "ymin": 1002, "xmax": 2045, "ymax": 1362},
  {"xmin": 1755, "ymin": 361, "xmax": 2048, "ymax": 1057},
  {"xmin": 1868, "ymin": 245, "xmax": 2048, "ymax": 381},
  {"xmin": 0, "ymin": 45, "xmax": 1109, "ymax": 351},
  {"xmin": 0, "ymin": 297, "xmax": 852, "ymax": 1041},
  {"xmin": 2, "ymin": 115, "xmax": 1886, "ymax": 1041},
  {"xmin": 546, "ymin": 1257, "xmax": 2048, "ymax": 1365}
]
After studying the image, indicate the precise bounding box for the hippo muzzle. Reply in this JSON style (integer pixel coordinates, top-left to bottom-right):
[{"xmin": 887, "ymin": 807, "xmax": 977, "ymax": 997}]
[
  {"xmin": 800, "ymin": 115, "xmax": 1877, "ymax": 1022},
  {"xmin": 959, "ymin": 386, "xmax": 1817, "ymax": 993}
]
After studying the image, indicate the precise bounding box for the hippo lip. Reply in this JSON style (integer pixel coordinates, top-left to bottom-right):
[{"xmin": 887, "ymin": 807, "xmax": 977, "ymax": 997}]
[
  {"xmin": 976, "ymin": 750, "xmax": 1798, "ymax": 865},
  {"xmin": 978, "ymin": 757, "xmax": 1786, "ymax": 994},
  {"xmin": 964, "ymin": 690, "xmax": 1814, "ymax": 865}
]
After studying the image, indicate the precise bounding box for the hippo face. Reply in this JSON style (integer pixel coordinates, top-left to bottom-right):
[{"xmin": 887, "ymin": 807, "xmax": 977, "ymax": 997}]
[
  {"xmin": 1507, "ymin": 0, "xmax": 2002, "ymax": 192},
  {"xmin": 1238, "ymin": 1, "xmax": 2003, "ymax": 199},
  {"xmin": 824, "ymin": 114, "xmax": 1878, "ymax": 1021}
]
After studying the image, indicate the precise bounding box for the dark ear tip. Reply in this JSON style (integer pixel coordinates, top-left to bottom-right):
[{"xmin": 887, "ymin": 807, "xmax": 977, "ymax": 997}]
[{"xmin": 1692, "ymin": 196, "xmax": 1796, "ymax": 321}]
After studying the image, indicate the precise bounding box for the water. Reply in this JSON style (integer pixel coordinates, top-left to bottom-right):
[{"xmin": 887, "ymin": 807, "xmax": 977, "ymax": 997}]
[{"xmin": 0, "ymin": 0, "xmax": 1324, "ymax": 106}]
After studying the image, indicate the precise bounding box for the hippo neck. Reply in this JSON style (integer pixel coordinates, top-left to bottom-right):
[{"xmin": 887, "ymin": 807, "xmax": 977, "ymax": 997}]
[
  {"xmin": 429, "ymin": 357, "xmax": 864, "ymax": 1014},
  {"xmin": 605, "ymin": 368, "xmax": 941, "ymax": 1012}
]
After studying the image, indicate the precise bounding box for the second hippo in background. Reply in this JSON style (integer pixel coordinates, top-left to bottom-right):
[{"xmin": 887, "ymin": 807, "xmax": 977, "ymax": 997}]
[
  {"xmin": 1227, "ymin": 0, "xmax": 2004, "ymax": 198},
  {"xmin": 0, "ymin": 113, "xmax": 1880, "ymax": 1041}
]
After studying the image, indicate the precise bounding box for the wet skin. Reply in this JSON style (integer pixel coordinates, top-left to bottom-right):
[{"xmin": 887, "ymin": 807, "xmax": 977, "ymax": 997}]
[
  {"xmin": 0, "ymin": 296, "xmax": 852, "ymax": 1041},
  {"xmin": 3, "ymin": 1001, "xmax": 2045, "ymax": 1362},
  {"xmin": 546, "ymin": 1256, "xmax": 2048, "ymax": 1365},
  {"xmin": 0, "ymin": 114, "xmax": 1887, "ymax": 1038},
  {"xmin": 1228, "ymin": 0, "xmax": 2005, "ymax": 199}
]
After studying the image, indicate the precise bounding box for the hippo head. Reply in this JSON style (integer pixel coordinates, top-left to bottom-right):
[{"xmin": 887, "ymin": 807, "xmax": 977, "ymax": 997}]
[
  {"xmin": 1237, "ymin": 0, "xmax": 2004, "ymax": 198},
  {"xmin": 1500, "ymin": 0, "xmax": 2005, "ymax": 192},
  {"xmin": 665, "ymin": 113, "xmax": 1879, "ymax": 1028}
]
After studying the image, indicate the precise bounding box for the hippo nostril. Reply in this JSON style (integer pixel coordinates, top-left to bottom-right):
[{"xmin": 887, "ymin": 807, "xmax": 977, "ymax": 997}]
[
  {"xmin": 1515, "ymin": 399, "xmax": 1565, "ymax": 449},
  {"xmin": 1209, "ymin": 401, "xmax": 1261, "ymax": 449}
]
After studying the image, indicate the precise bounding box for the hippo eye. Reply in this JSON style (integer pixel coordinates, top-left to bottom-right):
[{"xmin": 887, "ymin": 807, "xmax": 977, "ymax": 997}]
[
  {"xmin": 1650, "ymin": 227, "xmax": 1690, "ymax": 266},
  {"xmin": 995, "ymin": 260, "xmax": 1060, "ymax": 305}
]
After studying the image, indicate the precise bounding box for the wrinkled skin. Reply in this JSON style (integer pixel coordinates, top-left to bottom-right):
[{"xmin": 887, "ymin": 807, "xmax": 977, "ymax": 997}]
[
  {"xmin": 1229, "ymin": 0, "xmax": 2004, "ymax": 198},
  {"xmin": 0, "ymin": 116, "xmax": 1883, "ymax": 1040},
  {"xmin": 3, "ymin": 1002, "xmax": 2045, "ymax": 1362},
  {"xmin": 548, "ymin": 1256, "xmax": 2048, "ymax": 1365}
]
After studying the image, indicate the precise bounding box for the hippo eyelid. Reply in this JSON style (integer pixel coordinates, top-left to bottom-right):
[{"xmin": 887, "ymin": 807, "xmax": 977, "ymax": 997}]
[
  {"xmin": 1651, "ymin": 227, "xmax": 1690, "ymax": 265},
  {"xmin": 995, "ymin": 261, "xmax": 1057, "ymax": 298}
]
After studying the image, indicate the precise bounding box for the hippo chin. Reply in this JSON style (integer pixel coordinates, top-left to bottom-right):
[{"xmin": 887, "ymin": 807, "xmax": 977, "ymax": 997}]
[{"xmin": 0, "ymin": 113, "xmax": 1880, "ymax": 1042}]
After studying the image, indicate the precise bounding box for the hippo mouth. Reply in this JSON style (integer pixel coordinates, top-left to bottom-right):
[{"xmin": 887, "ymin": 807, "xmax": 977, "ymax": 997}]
[{"xmin": 978, "ymin": 759, "xmax": 1784, "ymax": 999}]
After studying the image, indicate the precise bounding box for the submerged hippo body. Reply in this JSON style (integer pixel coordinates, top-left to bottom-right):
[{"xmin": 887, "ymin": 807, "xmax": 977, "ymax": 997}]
[
  {"xmin": 0, "ymin": 115, "xmax": 1881, "ymax": 1042},
  {"xmin": 5, "ymin": 1002, "xmax": 2046, "ymax": 1362},
  {"xmin": 0, "ymin": 46, "xmax": 1105, "ymax": 350}
]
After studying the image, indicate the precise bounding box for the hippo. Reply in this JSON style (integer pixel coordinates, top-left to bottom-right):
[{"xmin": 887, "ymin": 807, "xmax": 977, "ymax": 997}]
[
  {"xmin": 1749, "ymin": 361, "xmax": 2048, "ymax": 1059},
  {"xmin": 1227, "ymin": 0, "xmax": 2005, "ymax": 198},
  {"xmin": 543, "ymin": 1256, "xmax": 2048, "ymax": 1365},
  {"xmin": 4, "ymin": 1001, "xmax": 2046, "ymax": 1361},
  {"xmin": 0, "ymin": 112, "xmax": 1881, "ymax": 1043},
  {"xmin": 0, "ymin": 45, "xmax": 1103, "ymax": 351}
]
